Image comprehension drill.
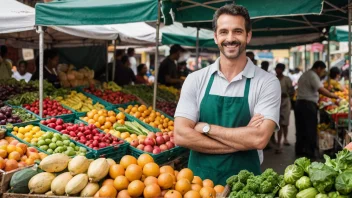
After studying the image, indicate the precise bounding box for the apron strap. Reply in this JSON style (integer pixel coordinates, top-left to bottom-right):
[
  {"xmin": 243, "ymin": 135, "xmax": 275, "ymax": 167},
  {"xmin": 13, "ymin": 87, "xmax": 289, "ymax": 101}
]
[
  {"xmin": 205, "ymin": 73, "xmax": 215, "ymax": 95},
  {"xmin": 243, "ymin": 78, "xmax": 251, "ymax": 99}
]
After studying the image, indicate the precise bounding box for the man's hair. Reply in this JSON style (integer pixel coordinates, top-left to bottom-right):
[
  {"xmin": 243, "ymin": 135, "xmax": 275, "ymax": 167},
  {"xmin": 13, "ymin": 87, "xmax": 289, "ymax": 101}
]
[
  {"xmin": 121, "ymin": 55, "xmax": 129, "ymax": 65},
  {"xmin": 115, "ymin": 49, "xmax": 125, "ymax": 57},
  {"xmin": 137, "ymin": 64, "xmax": 146, "ymax": 73},
  {"xmin": 312, "ymin": 60, "xmax": 327, "ymax": 70},
  {"xmin": 127, "ymin": 48, "xmax": 135, "ymax": 55},
  {"xmin": 275, "ymin": 63, "xmax": 285, "ymax": 71},
  {"xmin": 261, "ymin": 61, "xmax": 269, "ymax": 71},
  {"xmin": 18, "ymin": 60, "xmax": 28, "ymax": 68},
  {"xmin": 329, "ymin": 67, "xmax": 341, "ymax": 79},
  {"xmin": 170, "ymin": 44, "xmax": 184, "ymax": 55},
  {"xmin": 212, "ymin": 4, "xmax": 251, "ymax": 33},
  {"xmin": 0, "ymin": 45, "xmax": 8, "ymax": 57},
  {"xmin": 44, "ymin": 49, "xmax": 58, "ymax": 65}
]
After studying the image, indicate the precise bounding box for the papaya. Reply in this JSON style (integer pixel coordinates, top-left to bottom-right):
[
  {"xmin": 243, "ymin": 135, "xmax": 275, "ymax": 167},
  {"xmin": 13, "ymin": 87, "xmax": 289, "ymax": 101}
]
[
  {"xmin": 65, "ymin": 173, "xmax": 88, "ymax": 195},
  {"xmin": 9, "ymin": 166, "xmax": 40, "ymax": 193},
  {"xmin": 39, "ymin": 153, "xmax": 70, "ymax": 173},
  {"xmin": 28, "ymin": 172, "xmax": 56, "ymax": 194},
  {"xmin": 68, "ymin": 156, "xmax": 90, "ymax": 176},
  {"xmin": 51, "ymin": 172, "xmax": 73, "ymax": 195},
  {"xmin": 88, "ymin": 158, "xmax": 109, "ymax": 182},
  {"xmin": 80, "ymin": 182, "xmax": 100, "ymax": 197}
]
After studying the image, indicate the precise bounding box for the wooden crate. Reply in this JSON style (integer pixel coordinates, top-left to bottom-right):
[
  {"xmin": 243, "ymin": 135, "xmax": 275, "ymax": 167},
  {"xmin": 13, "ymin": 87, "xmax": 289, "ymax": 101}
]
[{"xmin": 0, "ymin": 166, "xmax": 33, "ymax": 195}]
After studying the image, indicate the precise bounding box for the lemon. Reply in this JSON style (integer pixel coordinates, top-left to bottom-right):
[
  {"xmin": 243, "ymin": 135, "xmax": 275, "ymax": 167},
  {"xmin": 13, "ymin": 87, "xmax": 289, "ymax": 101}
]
[
  {"xmin": 24, "ymin": 137, "xmax": 31, "ymax": 142},
  {"xmin": 11, "ymin": 131, "xmax": 16, "ymax": 135},
  {"xmin": 13, "ymin": 126, "xmax": 19, "ymax": 132},
  {"xmin": 32, "ymin": 126, "xmax": 40, "ymax": 132},
  {"xmin": 18, "ymin": 127, "xmax": 25, "ymax": 134},
  {"xmin": 17, "ymin": 133, "xmax": 24, "ymax": 139}
]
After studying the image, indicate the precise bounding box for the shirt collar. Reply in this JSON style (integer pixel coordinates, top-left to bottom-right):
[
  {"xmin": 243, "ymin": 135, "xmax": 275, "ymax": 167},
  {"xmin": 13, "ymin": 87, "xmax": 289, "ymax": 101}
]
[{"xmin": 210, "ymin": 57, "xmax": 256, "ymax": 79}]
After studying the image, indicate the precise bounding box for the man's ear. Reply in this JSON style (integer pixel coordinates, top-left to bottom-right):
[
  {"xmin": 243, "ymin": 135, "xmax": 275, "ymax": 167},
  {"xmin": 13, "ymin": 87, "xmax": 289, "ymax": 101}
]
[
  {"xmin": 214, "ymin": 32, "xmax": 218, "ymax": 44},
  {"xmin": 246, "ymin": 31, "xmax": 252, "ymax": 44}
]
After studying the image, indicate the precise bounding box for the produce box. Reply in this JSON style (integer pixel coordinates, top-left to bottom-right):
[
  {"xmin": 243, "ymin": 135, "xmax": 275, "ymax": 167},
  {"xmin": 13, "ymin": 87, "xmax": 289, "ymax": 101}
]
[
  {"xmin": 7, "ymin": 123, "xmax": 92, "ymax": 158},
  {"xmin": 3, "ymin": 193, "xmax": 81, "ymax": 198},
  {"xmin": 0, "ymin": 105, "xmax": 41, "ymax": 127},
  {"xmin": 39, "ymin": 118, "xmax": 127, "ymax": 159},
  {"xmin": 129, "ymin": 145, "xmax": 188, "ymax": 165},
  {"xmin": 0, "ymin": 165, "xmax": 34, "ymax": 195},
  {"xmin": 114, "ymin": 109, "xmax": 160, "ymax": 132}
]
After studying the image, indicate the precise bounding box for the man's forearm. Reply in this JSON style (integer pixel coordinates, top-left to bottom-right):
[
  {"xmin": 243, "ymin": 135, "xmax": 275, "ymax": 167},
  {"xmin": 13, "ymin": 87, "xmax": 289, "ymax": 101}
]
[{"xmin": 319, "ymin": 87, "xmax": 338, "ymax": 99}]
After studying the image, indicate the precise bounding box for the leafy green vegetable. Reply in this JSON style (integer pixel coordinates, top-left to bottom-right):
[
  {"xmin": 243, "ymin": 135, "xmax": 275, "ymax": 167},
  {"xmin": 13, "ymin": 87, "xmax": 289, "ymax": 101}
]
[
  {"xmin": 284, "ymin": 164, "xmax": 304, "ymax": 184},
  {"xmin": 226, "ymin": 175, "xmax": 238, "ymax": 186},
  {"xmin": 279, "ymin": 184, "xmax": 298, "ymax": 198},
  {"xmin": 294, "ymin": 157, "xmax": 311, "ymax": 174},
  {"xmin": 295, "ymin": 176, "xmax": 312, "ymax": 191},
  {"xmin": 232, "ymin": 182, "xmax": 245, "ymax": 192},
  {"xmin": 308, "ymin": 162, "xmax": 338, "ymax": 194},
  {"xmin": 328, "ymin": 191, "xmax": 339, "ymax": 198},
  {"xmin": 316, "ymin": 193, "xmax": 329, "ymax": 198},
  {"xmin": 324, "ymin": 149, "xmax": 352, "ymax": 173},
  {"xmin": 237, "ymin": 170, "xmax": 253, "ymax": 184},
  {"xmin": 335, "ymin": 170, "xmax": 352, "ymax": 195},
  {"xmin": 296, "ymin": 187, "xmax": 318, "ymax": 198}
]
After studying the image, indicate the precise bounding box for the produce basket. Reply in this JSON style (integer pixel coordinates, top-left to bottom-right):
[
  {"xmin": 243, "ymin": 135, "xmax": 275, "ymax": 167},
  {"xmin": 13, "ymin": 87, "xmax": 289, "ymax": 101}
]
[
  {"xmin": 7, "ymin": 123, "xmax": 93, "ymax": 158},
  {"xmin": 93, "ymin": 142, "xmax": 129, "ymax": 162},
  {"xmin": 330, "ymin": 113, "xmax": 348, "ymax": 123},
  {"xmin": 114, "ymin": 109, "xmax": 160, "ymax": 132},
  {"xmin": 60, "ymin": 94, "xmax": 106, "ymax": 118},
  {"xmin": 129, "ymin": 145, "xmax": 186, "ymax": 165},
  {"xmin": 0, "ymin": 165, "xmax": 34, "ymax": 195},
  {"xmin": 0, "ymin": 105, "xmax": 41, "ymax": 127},
  {"xmin": 39, "ymin": 118, "xmax": 127, "ymax": 159}
]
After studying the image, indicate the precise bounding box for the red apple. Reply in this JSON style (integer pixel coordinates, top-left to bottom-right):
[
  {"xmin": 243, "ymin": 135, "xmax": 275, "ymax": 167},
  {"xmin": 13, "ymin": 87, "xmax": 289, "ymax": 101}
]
[
  {"xmin": 156, "ymin": 136, "xmax": 165, "ymax": 145},
  {"xmin": 144, "ymin": 145, "xmax": 153, "ymax": 153},
  {"xmin": 155, "ymin": 132, "xmax": 163, "ymax": 136},
  {"xmin": 147, "ymin": 132, "xmax": 156, "ymax": 139},
  {"xmin": 165, "ymin": 141, "xmax": 175, "ymax": 149},
  {"xmin": 168, "ymin": 131, "xmax": 174, "ymax": 137},
  {"xmin": 170, "ymin": 137, "xmax": 174, "ymax": 143},
  {"xmin": 130, "ymin": 140, "xmax": 139, "ymax": 147},
  {"xmin": 160, "ymin": 144, "xmax": 168, "ymax": 152},
  {"xmin": 55, "ymin": 125, "xmax": 63, "ymax": 131},
  {"xmin": 163, "ymin": 135, "xmax": 170, "ymax": 142},
  {"xmin": 56, "ymin": 119, "xmax": 63, "ymax": 125},
  {"xmin": 153, "ymin": 147, "xmax": 161, "ymax": 154},
  {"xmin": 144, "ymin": 137, "xmax": 155, "ymax": 146},
  {"xmin": 137, "ymin": 144, "xmax": 145, "ymax": 150}
]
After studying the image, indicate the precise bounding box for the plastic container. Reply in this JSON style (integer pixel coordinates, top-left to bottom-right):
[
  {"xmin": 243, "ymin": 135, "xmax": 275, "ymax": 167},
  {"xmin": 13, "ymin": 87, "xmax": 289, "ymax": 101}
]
[{"xmin": 129, "ymin": 146, "xmax": 188, "ymax": 165}]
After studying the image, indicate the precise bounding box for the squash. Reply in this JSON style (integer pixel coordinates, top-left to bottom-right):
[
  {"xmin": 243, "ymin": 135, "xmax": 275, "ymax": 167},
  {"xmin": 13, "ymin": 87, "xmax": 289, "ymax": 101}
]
[
  {"xmin": 28, "ymin": 172, "xmax": 56, "ymax": 194},
  {"xmin": 9, "ymin": 166, "xmax": 40, "ymax": 193}
]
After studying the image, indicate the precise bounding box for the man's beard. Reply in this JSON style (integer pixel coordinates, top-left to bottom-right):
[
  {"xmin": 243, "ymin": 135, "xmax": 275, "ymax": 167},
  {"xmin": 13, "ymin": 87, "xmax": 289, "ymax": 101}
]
[{"xmin": 218, "ymin": 40, "xmax": 246, "ymax": 59}]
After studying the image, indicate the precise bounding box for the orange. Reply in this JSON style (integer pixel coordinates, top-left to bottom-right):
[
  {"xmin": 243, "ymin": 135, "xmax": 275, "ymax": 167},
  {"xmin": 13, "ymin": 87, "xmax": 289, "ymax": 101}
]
[
  {"xmin": 98, "ymin": 184, "xmax": 117, "ymax": 198},
  {"xmin": 177, "ymin": 168, "xmax": 194, "ymax": 182},
  {"xmin": 192, "ymin": 176, "xmax": 203, "ymax": 186},
  {"xmin": 164, "ymin": 190, "xmax": 182, "ymax": 198},
  {"xmin": 4, "ymin": 159, "xmax": 18, "ymax": 172},
  {"xmin": 174, "ymin": 170, "xmax": 179, "ymax": 178},
  {"xmin": 104, "ymin": 121, "xmax": 112, "ymax": 129},
  {"xmin": 88, "ymin": 119, "xmax": 95, "ymax": 124},
  {"xmin": 160, "ymin": 165, "xmax": 174, "ymax": 175},
  {"xmin": 184, "ymin": 190, "xmax": 201, "ymax": 198},
  {"xmin": 125, "ymin": 164, "xmax": 142, "ymax": 182},
  {"xmin": 143, "ymin": 162, "xmax": 160, "ymax": 177},
  {"xmin": 127, "ymin": 105, "xmax": 133, "ymax": 110},
  {"xmin": 94, "ymin": 122, "xmax": 101, "ymax": 128},
  {"xmin": 108, "ymin": 111, "xmax": 116, "ymax": 117},
  {"xmin": 0, "ymin": 157, "xmax": 5, "ymax": 169},
  {"xmin": 143, "ymin": 183, "xmax": 161, "ymax": 198},
  {"xmin": 93, "ymin": 114, "xmax": 99, "ymax": 121},
  {"xmin": 214, "ymin": 185, "xmax": 225, "ymax": 193},
  {"xmin": 28, "ymin": 152, "xmax": 40, "ymax": 160},
  {"xmin": 127, "ymin": 180, "xmax": 145, "ymax": 197},
  {"xmin": 192, "ymin": 184, "xmax": 202, "ymax": 192},
  {"xmin": 175, "ymin": 178, "xmax": 191, "ymax": 195},
  {"xmin": 202, "ymin": 179, "xmax": 214, "ymax": 188},
  {"xmin": 15, "ymin": 143, "xmax": 27, "ymax": 154},
  {"xmin": 15, "ymin": 147, "xmax": 24, "ymax": 156},
  {"xmin": 158, "ymin": 173, "xmax": 174, "ymax": 189},
  {"xmin": 0, "ymin": 150, "xmax": 7, "ymax": 158},
  {"xmin": 108, "ymin": 116, "xmax": 116, "ymax": 123},
  {"xmin": 104, "ymin": 129, "xmax": 109, "ymax": 133},
  {"xmin": 25, "ymin": 158, "xmax": 34, "ymax": 165},
  {"xmin": 144, "ymin": 176, "xmax": 158, "ymax": 186},
  {"xmin": 200, "ymin": 187, "xmax": 216, "ymax": 198},
  {"xmin": 117, "ymin": 119, "xmax": 125, "ymax": 125},
  {"xmin": 6, "ymin": 145, "xmax": 16, "ymax": 154},
  {"xmin": 87, "ymin": 111, "xmax": 94, "ymax": 119},
  {"xmin": 102, "ymin": 179, "xmax": 114, "ymax": 187},
  {"xmin": 117, "ymin": 190, "xmax": 131, "ymax": 198},
  {"xmin": 98, "ymin": 110, "xmax": 105, "ymax": 116},
  {"xmin": 98, "ymin": 116, "xmax": 106, "ymax": 125},
  {"xmin": 113, "ymin": 175, "xmax": 129, "ymax": 191},
  {"xmin": 131, "ymin": 107, "xmax": 138, "ymax": 113},
  {"xmin": 8, "ymin": 151, "xmax": 21, "ymax": 161}
]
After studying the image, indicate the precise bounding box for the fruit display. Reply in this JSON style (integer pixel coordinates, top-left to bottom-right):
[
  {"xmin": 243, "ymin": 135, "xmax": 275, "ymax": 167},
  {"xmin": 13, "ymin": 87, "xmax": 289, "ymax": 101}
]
[
  {"xmin": 0, "ymin": 80, "xmax": 37, "ymax": 101},
  {"xmin": 157, "ymin": 101, "xmax": 177, "ymax": 117},
  {"xmin": 56, "ymin": 91, "xmax": 105, "ymax": 112},
  {"xmin": 7, "ymin": 92, "xmax": 42, "ymax": 107},
  {"xmin": 40, "ymin": 118, "xmax": 124, "ymax": 150},
  {"xmin": 324, "ymin": 99, "xmax": 350, "ymax": 114},
  {"xmin": 122, "ymin": 85, "xmax": 177, "ymax": 105},
  {"xmin": 81, "ymin": 109, "xmax": 126, "ymax": 132},
  {"xmin": 11, "ymin": 124, "xmax": 45, "ymax": 143},
  {"xmin": 84, "ymin": 85, "xmax": 137, "ymax": 105},
  {"xmin": 20, "ymin": 153, "xmax": 223, "ymax": 197},
  {"xmin": 129, "ymin": 132, "xmax": 175, "ymax": 154},
  {"xmin": 0, "ymin": 136, "xmax": 47, "ymax": 171},
  {"xmin": 225, "ymin": 149, "xmax": 352, "ymax": 198},
  {"xmin": 118, "ymin": 104, "xmax": 174, "ymax": 132},
  {"xmin": 0, "ymin": 105, "xmax": 38, "ymax": 125},
  {"xmin": 103, "ymin": 81, "xmax": 122, "ymax": 92},
  {"xmin": 58, "ymin": 65, "xmax": 95, "ymax": 88},
  {"xmin": 23, "ymin": 98, "xmax": 72, "ymax": 118}
]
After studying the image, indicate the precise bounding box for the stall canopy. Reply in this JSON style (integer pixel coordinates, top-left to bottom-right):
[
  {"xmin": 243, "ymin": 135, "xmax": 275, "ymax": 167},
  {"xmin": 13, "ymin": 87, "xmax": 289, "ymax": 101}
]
[
  {"xmin": 35, "ymin": 0, "xmax": 158, "ymax": 26},
  {"xmin": 329, "ymin": 26, "xmax": 349, "ymax": 42}
]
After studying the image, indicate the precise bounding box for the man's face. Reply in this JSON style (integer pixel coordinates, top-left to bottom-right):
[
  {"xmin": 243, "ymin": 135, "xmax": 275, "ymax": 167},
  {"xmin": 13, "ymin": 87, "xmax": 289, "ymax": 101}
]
[
  {"xmin": 275, "ymin": 68, "xmax": 283, "ymax": 76},
  {"xmin": 18, "ymin": 64, "xmax": 26, "ymax": 75},
  {"xmin": 214, "ymin": 14, "xmax": 251, "ymax": 60},
  {"xmin": 51, "ymin": 56, "xmax": 59, "ymax": 67},
  {"xmin": 316, "ymin": 68, "xmax": 326, "ymax": 77}
]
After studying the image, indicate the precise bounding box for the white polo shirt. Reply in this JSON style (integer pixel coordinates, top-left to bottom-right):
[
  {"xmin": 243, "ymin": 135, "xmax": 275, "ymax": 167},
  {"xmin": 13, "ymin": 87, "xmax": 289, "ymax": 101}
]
[{"xmin": 175, "ymin": 58, "xmax": 281, "ymax": 163}]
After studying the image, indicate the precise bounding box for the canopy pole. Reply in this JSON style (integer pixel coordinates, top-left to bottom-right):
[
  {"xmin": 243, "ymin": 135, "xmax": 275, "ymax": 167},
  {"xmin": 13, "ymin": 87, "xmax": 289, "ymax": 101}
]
[
  {"xmin": 327, "ymin": 36, "xmax": 331, "ymax": 87},
  {"xmin": 112, "ymin": 40, "xmax": 117, "ymax": 81},
  {"xmin": 106, "ymin": 41, "xmax": 109, "ymax": 82},
  {"xmin": 38, "ymin": 26, "xmax": 44, "ymax": 118},
  {"xmin": 195, "ymin": 27, "xmax": 200, "ymax": 69},
  {"xmin": 348, "ymin": 5, "xmax": 351, "ymax": 134},
  {"xmin": 304, "ymin": 45, "xmax": 307, "ymax": 71},
  {"xmin": 152, "ymin": 0, "xmax": 161, "ymax": 109}
]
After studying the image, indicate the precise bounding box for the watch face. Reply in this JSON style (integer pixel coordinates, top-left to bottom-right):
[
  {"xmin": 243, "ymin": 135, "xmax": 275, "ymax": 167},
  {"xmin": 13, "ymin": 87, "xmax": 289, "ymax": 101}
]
[{"xmin": 203, "ymin": 125, "xmax": 210, "ymax": 133}]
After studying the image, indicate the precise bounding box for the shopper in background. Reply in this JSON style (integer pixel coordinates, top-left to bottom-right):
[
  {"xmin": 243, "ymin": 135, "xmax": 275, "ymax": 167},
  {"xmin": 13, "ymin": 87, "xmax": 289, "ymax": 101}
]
[
  {"xmin": 114, "ymin": 55, "xmax": 136, "ymax": 86},
  {"xmin": 324, "ymin": 67, "xmax": 342, "ymax": 91},
  {"xmin": 261, "ymin": 61, "xmax": 269, "ymax": 72},
  {"xmin": 12, "ymin": 60, "xmax": 32, "ymax": 83},
  {"xmin": 135, "ymin": 64, "xmax": 149, "ymax": 85},
  {"xmin": 33, "ymin": 49, "xmax": 61, "ymax": 88},
  {"xmin": 246, "ymin": 51, "xmax": 257, "ymax": 66},
  {"xmin": 177, "ymin": 61, "xmax": 191, "ymax": 78},
  {"xmin": 158, "ymin": 44, "xmax": 185, "ymax": 88},
  {"xmin": 275, "ymin": 63, "xmax": 294, "ymax": 154},
  {"xmin": 0, "ymin": 45, "xmax": 13, "ymax": 80},
  {"xmin": 128, "ymin": 48, "xmax": 137, "ymax": 75},
  {"xmin": 295, "ymin": 61, "xmax": 340, "ymax": 159}
]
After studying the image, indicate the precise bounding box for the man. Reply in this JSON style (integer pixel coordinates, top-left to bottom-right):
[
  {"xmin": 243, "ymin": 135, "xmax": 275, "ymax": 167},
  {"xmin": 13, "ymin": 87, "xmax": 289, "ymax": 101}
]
[
  {"xmin": 261, "ymin": 61, "xmax": 269, "ymax": 72},
  {"xmin": 115, "ymin": 55, "xmax": 136, "ymax": 86},
  {"xmin": 295, "ymin": 61, "xmax": 339, "ymax": 159},
  {"xmin": 246, "ymin": 51, "xmax": 257, "ymax": 65},
  {"xmin": 0, "ymin": 46, "xmax": 12, "ymax": 80},
  {"xmin": 174, "ymin": 4, "xmax": 281, "ymax": 185},
  {"xmin": 135, "ymin": 64, "xmax": 149, "ymax": 85},
  {"xmin": 158, "ymin": 44, "xmax": 185, "ymax": 87},
  {"xmin": 108, "ymin": 49, "xmax": 125, "ymax": 81},
  {"xmin": 12, "ymin": 60, "xmax": 32, "ymax": 83},
  {"xmin": 128, "ymin": 48, "xmax": 137, "ymax": 75}
]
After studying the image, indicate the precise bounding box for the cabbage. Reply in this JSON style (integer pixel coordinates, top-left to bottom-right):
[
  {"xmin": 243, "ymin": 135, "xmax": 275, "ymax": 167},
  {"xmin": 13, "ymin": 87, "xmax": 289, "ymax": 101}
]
[
  {"xmin": 295, "ymin": 176, "xmax": 312, "ymax": 191},
  {"xmin": 279, "ymin": 184, "xmax": 297, "ymax": 198},
  {"xmin": 308, "ymin": 162, "xmax": 338, "ymax": 194},
  {"xmin": 296, "ymin": 187, "xmax": 318, "ymax": 198},
  {"xmin": 295, "ymin": 157, "xmax": 311, "ymax": 174},
  {"xmin": 335, "ymin": 170, "xmax": 352, "ymax": 195},
  {"xmin": 315, "ymin": 193, "xmax": 328, "ymax": 198},
  {"xmin": 284, "ymin": 165, "xmax": 304, "ymax": 184}
]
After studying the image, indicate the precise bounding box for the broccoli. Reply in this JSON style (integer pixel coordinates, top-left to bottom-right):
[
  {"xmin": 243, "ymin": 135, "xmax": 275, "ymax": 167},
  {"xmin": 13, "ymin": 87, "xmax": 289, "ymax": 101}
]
[
  {"xmin": 229, "ymin": 191, "xmax": 237, "ymax": 198},
  {"xmin": 266, "ymin": 175, "xmax": 279, "ymax": 185},
  {"xmin": 238, "ymin": 170, "xmax": 254, "ymax": 184},
  {"xmin": 232, "ymin": 182, "xmax": 245, "ymax": 192},
  {"xmin": 234, "ymin": 190, "xmax": 255, "ymax": 198},
  {"xmin": 246, "ymin": 178, "xmax": 260, "ymax": 193},
  {"xmin": 259, "ymin": 180, "xmax": 275, "ymax": 194},
  {"xmin": 227, "ymin": 175, "xmax": 239, "ymax": 186},
  {"xmin": 261, "ymin": 168, "xmax": 278, "ymax": 180}
]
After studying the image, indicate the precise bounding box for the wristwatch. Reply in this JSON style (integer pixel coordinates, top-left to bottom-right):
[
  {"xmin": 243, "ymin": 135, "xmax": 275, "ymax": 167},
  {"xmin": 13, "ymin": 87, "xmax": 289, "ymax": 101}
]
[{"xmin": 202, "ymin": 123, "xmax": 211, "ymax": 135}]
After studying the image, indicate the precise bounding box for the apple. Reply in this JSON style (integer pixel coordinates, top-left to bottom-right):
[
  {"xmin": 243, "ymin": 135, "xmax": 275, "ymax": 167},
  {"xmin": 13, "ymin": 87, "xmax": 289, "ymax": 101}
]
[
  {"xmin": 144, "ymin": 145, "xmax": 153, "ymax": 153},
  {"xmin": 153, "ymin": 147, "xmax": 161, "ymax": 154},
  {"xmin": 163, "ymin": 135, "xmax": 170, "ymax": 142},
  {"xmin": 156, "ymin": 136, "xmax": 165, "ymax": 145},
  {"xmin": 147, "ymin": 132, "xmax": 156, "ymax": 139},
  {"xmin": 130, "ymin": 140, "xmax": 139, "ymax": 147},
  {"xmin": 137, "ymin": 144, "xmax": 145, "ymax": 150},
  {"xmin": 144, "ymin": 137, "xmax": 155, "ymax": 146},
  {"xmin": 170, "ymin": 137, "xmax": 174, "ymax": 143},
  {"xmin": 56, "ymin": 119, "xmax": 63, "ymax": 125},
  {"xmin": 166, "ymin": 141, "xmax": 175, "ymax": 149},
  {"xmin": 155, "ymin": 132, "xmax": 163, "ymax": 136},
  {"xmin": 160, "ymin": 144, "xmax": 168, "ymax": 152},
  {"xmin": 168, "ymin": 131, "xmax": 174, "ymax": 137}
]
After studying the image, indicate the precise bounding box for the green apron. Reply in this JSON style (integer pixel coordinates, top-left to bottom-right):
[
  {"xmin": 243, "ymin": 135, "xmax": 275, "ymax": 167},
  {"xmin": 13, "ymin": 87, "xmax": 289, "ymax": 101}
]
[{"xmin": 188, "ymin": 73, "xmax": 261, "ymax": 186}]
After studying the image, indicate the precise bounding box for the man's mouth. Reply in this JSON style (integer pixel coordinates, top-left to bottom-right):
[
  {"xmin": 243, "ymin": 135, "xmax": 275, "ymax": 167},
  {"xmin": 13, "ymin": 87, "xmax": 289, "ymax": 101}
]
[{"xmin": 222, "ymin": 41, "xmax": 240, "ymax": 49}]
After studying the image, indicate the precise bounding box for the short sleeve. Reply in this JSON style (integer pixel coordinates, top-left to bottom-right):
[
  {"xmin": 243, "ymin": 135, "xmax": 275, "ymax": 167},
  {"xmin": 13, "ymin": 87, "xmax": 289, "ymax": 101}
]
[
  {"xmin": 310, "ymin": 72, "xmax": 323, "ymax": 91},
  {"xmin": 174, "ymin": 73, "xmax": 199, "ymax": 122},
  {"xmin": 253, "ymin": 77, "xmax": 281, "ymax": 131}
]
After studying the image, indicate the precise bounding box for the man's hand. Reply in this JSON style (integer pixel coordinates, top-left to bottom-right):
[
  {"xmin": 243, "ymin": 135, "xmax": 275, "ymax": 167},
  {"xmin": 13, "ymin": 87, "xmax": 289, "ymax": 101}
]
[{"xmin": 247, "ymin": 114, "xmax": 264, "ymax": 127}]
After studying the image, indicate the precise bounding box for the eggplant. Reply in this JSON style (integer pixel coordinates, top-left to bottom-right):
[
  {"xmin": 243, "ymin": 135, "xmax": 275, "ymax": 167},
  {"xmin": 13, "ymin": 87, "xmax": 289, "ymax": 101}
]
[{"xmin": 0, "ymin": 120, "xmax": 6, "ymax": 125}]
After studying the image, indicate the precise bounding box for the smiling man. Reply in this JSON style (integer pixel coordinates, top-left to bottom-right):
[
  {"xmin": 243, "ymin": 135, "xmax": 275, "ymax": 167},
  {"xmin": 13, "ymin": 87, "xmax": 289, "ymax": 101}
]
[{"xmin": 174, "ymin": 4, "xmax": 281, "ymax": 185}]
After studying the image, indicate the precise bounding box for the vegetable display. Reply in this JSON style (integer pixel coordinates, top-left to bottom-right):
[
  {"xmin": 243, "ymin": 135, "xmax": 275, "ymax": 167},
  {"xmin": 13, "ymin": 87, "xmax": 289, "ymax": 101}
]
[{"xmin": 122, "ymin": 85, "xmax": 177, "ymax": 105}]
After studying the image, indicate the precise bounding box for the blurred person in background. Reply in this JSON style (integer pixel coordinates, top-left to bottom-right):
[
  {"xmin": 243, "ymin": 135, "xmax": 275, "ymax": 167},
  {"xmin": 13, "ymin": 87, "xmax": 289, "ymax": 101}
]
[
  {"xmin": 135, "ymin": 64, "xmax": 149, "ymax": 85},
  {"xmin": 261, "ymin": 61, "xmax": 269, "ymax": 72},
  {"xmin": 246, "ymin": 51, "xmax": 257, "ymax": 65},
  {"xmin": 115, "ymin": 55, "xmax": 136, "ymax": 86},
  {"xmin": 128, "ymin": 48, "xmax": 137, "ymax": 75},
  {"xmin": 12, "ymin": 60, "xmax": 32, "ymax": 82},
  {"xmin": 0, "ymin": 46, "xmax": 12, "ymax": 80}
]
